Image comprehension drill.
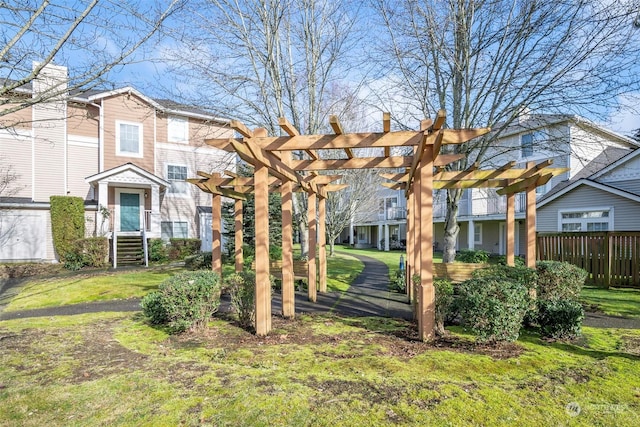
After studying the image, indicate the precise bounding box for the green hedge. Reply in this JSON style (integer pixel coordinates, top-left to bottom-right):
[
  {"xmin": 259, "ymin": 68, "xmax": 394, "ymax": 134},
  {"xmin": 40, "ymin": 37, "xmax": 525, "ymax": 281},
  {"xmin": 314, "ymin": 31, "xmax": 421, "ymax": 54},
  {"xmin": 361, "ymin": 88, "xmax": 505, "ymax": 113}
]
[
  {"xmin": 50, "ymin": 196, "xmax": 85, "ymax": 262},
  {"xmin": 457, "ymin": 249, "xmax": 490, "ymax": 263}
]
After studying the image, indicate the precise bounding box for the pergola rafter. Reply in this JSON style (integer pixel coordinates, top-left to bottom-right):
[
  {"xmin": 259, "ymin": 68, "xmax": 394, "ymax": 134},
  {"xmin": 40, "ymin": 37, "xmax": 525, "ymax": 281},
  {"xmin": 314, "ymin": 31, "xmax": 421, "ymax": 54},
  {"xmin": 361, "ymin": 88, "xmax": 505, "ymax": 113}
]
[{"xmin": 193, "ymin": 110, "xmax": 561, "ymax": 340}]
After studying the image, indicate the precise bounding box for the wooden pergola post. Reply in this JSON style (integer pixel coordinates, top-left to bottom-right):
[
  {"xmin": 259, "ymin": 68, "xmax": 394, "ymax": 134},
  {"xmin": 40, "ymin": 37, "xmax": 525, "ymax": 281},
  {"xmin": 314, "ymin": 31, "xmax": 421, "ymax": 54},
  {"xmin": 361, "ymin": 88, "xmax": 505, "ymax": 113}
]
[
  {"xmin": 417, "ymin": 145, "xmax": 435, "ymax": 341},
  {"xmin": 281, "ymin": 179, "xmax": 295, "ymax": 318},
  {"xmin": 506, "ymin": 191, "xmax": 515, "ymax": 267},
  {"xmin": 307, "ymin": 192, "xmax": 317, "ymax": 302},
  {"xmin": 234, "ymin": 199, "xmax": 243, "ymax": 272},
  {"xmin": 406, "ymin": 190, "xmax": 414, "ymax": 303},
  {"xmin": 254, "ymin": 163, "xmax": 271, "ymax": 336},
  {"xmin": 211, "ymin": 193, "xmax": 222, "ymax": 275},
  {"xmin": 318, "ymin": 195, "xmax": 327, "ymax": 293},
  {"xmin": 526, "ymin": 185, "xmax": 537, "ymax": 269}
]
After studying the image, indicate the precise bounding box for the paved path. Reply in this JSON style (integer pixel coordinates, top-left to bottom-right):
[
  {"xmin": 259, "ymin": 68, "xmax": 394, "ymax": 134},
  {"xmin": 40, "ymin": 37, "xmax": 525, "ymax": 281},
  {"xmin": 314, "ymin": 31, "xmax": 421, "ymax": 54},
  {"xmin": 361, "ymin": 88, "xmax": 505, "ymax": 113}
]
[
  {"xmin": 0, "ymin": 254, "xmax": 413, "ymax": 321},
  {"xmin": 1, "ymin": 255, "xmax": 639, "ymax": 329}
]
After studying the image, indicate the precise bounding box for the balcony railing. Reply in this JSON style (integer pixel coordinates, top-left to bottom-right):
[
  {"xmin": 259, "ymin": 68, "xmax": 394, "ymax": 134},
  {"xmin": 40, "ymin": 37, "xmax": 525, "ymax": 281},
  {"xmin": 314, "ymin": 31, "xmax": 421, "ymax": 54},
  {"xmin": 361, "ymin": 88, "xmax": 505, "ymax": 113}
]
[
  {"xmin": 434, "ymin": 194, "xmax": 526, "ymax": 218},
  {"xmin": 378, "ymin": 207, "xmax": 407, "ymax": 221}
]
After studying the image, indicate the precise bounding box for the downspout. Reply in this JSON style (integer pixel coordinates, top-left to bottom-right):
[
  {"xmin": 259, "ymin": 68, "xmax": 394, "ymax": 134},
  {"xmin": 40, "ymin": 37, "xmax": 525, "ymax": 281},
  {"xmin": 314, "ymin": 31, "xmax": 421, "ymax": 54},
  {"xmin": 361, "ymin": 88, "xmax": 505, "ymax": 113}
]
[{"xmin": 88, "ymin": 100, "xmax": 104, "ymax": 173}]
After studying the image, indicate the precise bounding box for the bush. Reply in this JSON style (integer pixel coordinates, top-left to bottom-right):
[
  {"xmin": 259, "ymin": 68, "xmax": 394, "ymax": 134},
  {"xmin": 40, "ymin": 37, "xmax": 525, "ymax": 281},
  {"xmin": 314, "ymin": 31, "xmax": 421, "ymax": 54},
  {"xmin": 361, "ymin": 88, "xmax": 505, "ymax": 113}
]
[
  {"xmin": 457, "ymin": 249, "xmax": 490, "ymax": 264},
  {"xmin": 536, "ymin": 261, "xmax": 587, "ymax": 302},
  {"xmin": 224, "ymin": 271, "xmax": 275, "ymax": 330},
  {"xmin": 389, "ymin": 269, "xmax": 406, "ymax": 293},
  {"xmin": 140, "ymin": 271, "xmax": 222, "ymax": 333},
  {"xmin": 538, "ymin": 299, "xmax": 584, "ymax": 339},
  {"xmin": 269, "ymin": 245, "xmax": 283, "ymax": 261},
  {"xmin": 50, "ymin": 196, "xmax": 85, "ymax": 262},
  {"xmin": 473, "ymin": 264, "xmax": 537, "ymax": 292},
  {"xmin": 491, "ymin": 254, "xmax": 526, "ymax": 267},
  {"xmin": 184, "ymin": 252, "xmax": 212, "ymax": 270},
  {"xmin": 457, "ymin": 277, "xmax": 530, "ymax": 343},
  {"xmin": 168, "ymin": 238, "xmax": 202, "ymax": 260},
  {"xmin": 63, "ymin": 251, "xmax": 86, "ymax": 271},
  {"xmin": 434, "ymin": 278, "xmax": 454, "ymax": 335},
  {"xmin": 148, "ymin": 239, "xmax": 168, "ymax": 263},
  {"xmin": 77, "ymin": 237, "xmax": 108, "ymax": 268}
]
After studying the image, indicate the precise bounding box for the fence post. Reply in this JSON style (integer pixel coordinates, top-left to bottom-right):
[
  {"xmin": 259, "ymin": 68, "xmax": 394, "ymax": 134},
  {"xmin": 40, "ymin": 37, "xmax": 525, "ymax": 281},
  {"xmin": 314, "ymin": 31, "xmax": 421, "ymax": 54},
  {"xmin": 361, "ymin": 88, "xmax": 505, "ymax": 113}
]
[{"xmin": 604, "ymin": 232, "xmax": 611, "ymax": 288}]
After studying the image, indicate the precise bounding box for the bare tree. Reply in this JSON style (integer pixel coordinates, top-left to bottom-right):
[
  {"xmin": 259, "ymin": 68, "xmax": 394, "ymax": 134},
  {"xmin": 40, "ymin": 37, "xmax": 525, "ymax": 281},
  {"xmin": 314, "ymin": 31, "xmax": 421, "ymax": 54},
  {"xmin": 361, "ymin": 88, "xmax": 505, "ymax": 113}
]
[
  {"xmin": 325, "ymin": 169, "xmax": 382, "ymax": 256},
  {"xmin": 160, "ymin": 0, "xmax": 366, "ymax": 257},
  {"xmin": 375, "ymin": 0, "xmax": 640, "ymax": 262},
  {"xmin": 0, "ymin": 0, "xmax": 184, "ymax": 129}
]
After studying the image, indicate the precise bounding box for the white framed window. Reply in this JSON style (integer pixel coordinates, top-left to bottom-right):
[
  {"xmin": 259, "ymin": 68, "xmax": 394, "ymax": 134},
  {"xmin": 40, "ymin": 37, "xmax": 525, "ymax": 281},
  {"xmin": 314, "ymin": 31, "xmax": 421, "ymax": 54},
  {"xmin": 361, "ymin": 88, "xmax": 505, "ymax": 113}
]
[
  {"xmin": 559, "ymin": 208, "xmax": 612, "ymax": 232},
  {"xmin": 116, "ymin": 120, "xmax": 143, "ymax": 157},
  {"xmin": 536, "ymin": 182, "xmax": 550, "ymax": 197},
  {"xmin": 521, "ymin": 130, "xmax": 544, "ymax": 159},
  {"xmin": 161, "ymin": 221, "xmax": 188, "ymax": 240},
  {"xmin": 474, "ymin": 223, "xmax": 483, "ymax": 245},
  {"xmin": 166, "ymin": 164, "xmax": 189, "ymax": 195},
  {"xmin": 168, "ymin": 116, "xmax": 189, "ymax": 143}
]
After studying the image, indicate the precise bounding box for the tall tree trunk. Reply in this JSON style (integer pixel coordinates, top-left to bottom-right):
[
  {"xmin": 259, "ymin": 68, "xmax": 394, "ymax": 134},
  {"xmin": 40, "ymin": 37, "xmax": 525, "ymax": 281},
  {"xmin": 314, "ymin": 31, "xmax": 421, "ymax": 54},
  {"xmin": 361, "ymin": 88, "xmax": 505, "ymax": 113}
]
[{"xmin": 442, "ymin": 188, "xmax": 462, "ymax": 263}]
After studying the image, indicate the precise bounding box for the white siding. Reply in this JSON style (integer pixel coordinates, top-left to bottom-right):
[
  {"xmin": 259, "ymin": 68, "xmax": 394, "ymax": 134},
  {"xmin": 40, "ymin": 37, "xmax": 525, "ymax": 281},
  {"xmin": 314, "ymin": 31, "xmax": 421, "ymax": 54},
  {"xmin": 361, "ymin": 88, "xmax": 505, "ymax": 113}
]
[
  {"xmin": 0, "ymin": 129, "xmax": 32, "ymax": 199},
  {"xmin": 67, "ymin": 138, "xmax": 99, "ymax": 199},
  {"xmin": 0, "ymin": 210, "xmax": 47, "ymax": 261}
]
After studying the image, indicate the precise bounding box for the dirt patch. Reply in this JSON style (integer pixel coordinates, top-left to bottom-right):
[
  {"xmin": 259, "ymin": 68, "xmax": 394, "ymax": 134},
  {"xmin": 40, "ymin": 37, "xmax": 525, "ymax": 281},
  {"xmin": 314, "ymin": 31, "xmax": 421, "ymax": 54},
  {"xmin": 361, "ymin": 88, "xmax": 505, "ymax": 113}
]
[{"xmin": 620, "ymin": 336, "xmax": 640, "ymax": 356}]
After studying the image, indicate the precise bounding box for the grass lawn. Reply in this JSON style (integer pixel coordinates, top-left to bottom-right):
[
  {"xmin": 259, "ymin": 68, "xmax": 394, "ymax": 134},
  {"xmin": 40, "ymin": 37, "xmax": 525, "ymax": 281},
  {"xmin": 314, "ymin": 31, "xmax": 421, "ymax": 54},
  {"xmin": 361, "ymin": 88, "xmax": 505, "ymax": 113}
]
[
  {"xmin": 3, "ymin": 267, "xmax": 180, "ymax": 312},
  {"xmin": 325, "ymin": 252, "xmax": 363, "ymax": 292},
  {"xmin": 581, "ymin": 286, "xmax": 640, "ymax": 318},
  {"xmin": 0, "ymin": 312, "xmax": 639, "ymax": 426}
]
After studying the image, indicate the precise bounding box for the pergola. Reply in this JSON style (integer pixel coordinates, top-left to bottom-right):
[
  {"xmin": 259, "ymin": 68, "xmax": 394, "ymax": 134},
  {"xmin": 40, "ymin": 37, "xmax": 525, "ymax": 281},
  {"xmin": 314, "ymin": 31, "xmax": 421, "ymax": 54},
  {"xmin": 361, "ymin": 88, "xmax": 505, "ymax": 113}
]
[{"xmin": 191, "ymin": 110, "xmax": 568, "ymax": 341}]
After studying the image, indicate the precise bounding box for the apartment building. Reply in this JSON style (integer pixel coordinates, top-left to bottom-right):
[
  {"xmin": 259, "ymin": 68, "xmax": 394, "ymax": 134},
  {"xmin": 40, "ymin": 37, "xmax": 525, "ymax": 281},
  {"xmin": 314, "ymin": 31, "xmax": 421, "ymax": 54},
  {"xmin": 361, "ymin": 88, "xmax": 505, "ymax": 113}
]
[
  {"xmin": 0, "ymin": 64, "xmax": 233, "ymax": 262},
  {"xmin": 343, "ymin": 114, "xmax": 638, "ymax": 254}
]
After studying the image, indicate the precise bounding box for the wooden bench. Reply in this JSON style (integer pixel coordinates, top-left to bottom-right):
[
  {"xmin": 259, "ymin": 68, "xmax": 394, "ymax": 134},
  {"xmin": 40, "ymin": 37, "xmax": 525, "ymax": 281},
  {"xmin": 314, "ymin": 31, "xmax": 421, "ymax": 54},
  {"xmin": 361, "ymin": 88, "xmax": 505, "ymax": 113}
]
[
  {"xmin": 433, "ymin": 263, "xmax": 488, "ymax": 283},
  {"xmin": 251, "ymin": 259, "xmax": 309, "ymax": 280}
]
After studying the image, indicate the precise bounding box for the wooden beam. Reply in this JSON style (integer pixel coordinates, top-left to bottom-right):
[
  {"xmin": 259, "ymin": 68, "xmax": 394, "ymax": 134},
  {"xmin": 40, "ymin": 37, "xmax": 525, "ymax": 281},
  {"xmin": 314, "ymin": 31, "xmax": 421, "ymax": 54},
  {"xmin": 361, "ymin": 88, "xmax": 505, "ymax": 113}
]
[
  {"xmin": 329, "ymin": 115, "xmax": 353, "ymax": 159},
  {"xmin": 291, "ymin": 156, "xmax": 412, "ymax": 171},
  {"xmin": 380, "ymin": 172, "xmax": 408, "ymax": 182},
  {"xmin": 434, "ymin": 153, "xmax": 465, "ymax": 167},
  {"xmin": 279, "ymin": 117, "xmax": 318, "ymax": 160},
  {"xmin": 383, "ymin": 112, "xmax": 391, "ymax": 156},
  {"xmin": 229, "ymin": 138, "xmax": 314, "ymax": 193},
  {"xmin": 506, "ymin": 190, "xmax": 515, "ymax": 267},
  {"xmin": 230, "ymin": 120, "xmax": 254, "ymax": 138},
  {"xmin": 406, "ymin": 129, "xmax": 441, "ymax": 193},
  {"xmin": 418, "ymin": 144, "xmax": 435, "ymax": 341},
  {"xmin": 432, "ymin": 109, "xmax": 446, "ymax": 131},
  {"xmin": 281, "ymin": 150, "xmax": 295, "ymax": 318},
  {"xmin": 496, "ymin": 173, "xmax": 553, "ymax": 195},
  {"xmin": 526, "ymin": 184, "xmax": 536, "ymax": 269},
  {"xmin": 250, "ymin": 131, "xmax": 424, "ymax": 151}
]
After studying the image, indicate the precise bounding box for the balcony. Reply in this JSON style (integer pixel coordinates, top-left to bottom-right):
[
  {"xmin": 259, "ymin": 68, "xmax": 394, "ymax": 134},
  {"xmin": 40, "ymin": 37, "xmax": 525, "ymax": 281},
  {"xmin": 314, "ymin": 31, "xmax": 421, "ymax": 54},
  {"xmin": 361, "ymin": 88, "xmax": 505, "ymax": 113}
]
[
  {"xmin": 434, "ymin": 193, "xmax": 526, "ymax": 218},
  {"xmin": 378, "ymin": 207, "xmax": 407, "ymax": 221}
]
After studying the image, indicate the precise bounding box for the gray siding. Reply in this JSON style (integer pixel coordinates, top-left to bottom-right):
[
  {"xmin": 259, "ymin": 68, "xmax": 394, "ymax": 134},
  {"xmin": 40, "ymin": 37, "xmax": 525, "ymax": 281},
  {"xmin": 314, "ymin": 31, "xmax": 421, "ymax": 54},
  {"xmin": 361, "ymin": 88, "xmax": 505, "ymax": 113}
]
[
  {"xmin": 538, "ymin": 184, "xmax": 640, "ymax": 232},
  {"xmin": 604, "ymin": 179, "xmax": 640, "ymax": 196}
]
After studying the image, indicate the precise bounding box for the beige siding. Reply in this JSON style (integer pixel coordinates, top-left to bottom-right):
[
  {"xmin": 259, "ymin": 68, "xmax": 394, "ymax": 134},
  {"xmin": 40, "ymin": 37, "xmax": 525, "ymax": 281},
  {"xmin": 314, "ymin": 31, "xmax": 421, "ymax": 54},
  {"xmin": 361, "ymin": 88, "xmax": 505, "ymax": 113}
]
[
  {"xmin": 102, "ymin": 94, "xmax": 155, "ymax": 172},
  {"xmin": 0, "ymin": 131, "xmax": 32, "ymax": 198},
  {"xmin": 67, "ymin": 142, "xmax": 99, "ymax": 199},
  {"xmin": 538, "ymin": 184, "xmax": 640, "ymax": 232},
  {"xmin": 33, "ymin": 100, "xmax": 66, "ymax": 202},
  {"xmin": 0, "ymin": 101, "xmax": 32, "ymax": 130},
  {"xmin": 156, "ymin": 113, "xmax": 231, "ymax": 148},
  {"xmin": 67, "ymin": 104, "xmax": 99, "ymax": 138}
]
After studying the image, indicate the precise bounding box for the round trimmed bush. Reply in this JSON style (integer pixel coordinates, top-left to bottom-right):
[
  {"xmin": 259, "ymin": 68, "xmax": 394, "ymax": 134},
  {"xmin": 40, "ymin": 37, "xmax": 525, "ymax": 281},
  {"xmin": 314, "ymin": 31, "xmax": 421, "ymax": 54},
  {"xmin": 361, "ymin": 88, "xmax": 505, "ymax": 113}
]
[
  {"xmin": 538, "ymin": 299, "xmax": 584, "ymax": 339},
  {"xmin": 536, "ymin": 261, "xmax": 587, "ymax": 301},
  {"xmin": 457, "ymin": 277, "xmax": 530, "ymax": 343},
  {"xmin": 141, "ymin": 270, "xmax": 222, "ymax": 333}
]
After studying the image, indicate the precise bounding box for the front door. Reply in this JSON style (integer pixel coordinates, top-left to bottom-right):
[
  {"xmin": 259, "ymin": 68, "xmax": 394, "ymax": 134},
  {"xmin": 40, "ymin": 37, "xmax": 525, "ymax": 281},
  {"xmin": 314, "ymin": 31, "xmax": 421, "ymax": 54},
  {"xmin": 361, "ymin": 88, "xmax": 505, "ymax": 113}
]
[{"xmin": 120, "ymin": 193, "xmax": 140, "ymax": 231}]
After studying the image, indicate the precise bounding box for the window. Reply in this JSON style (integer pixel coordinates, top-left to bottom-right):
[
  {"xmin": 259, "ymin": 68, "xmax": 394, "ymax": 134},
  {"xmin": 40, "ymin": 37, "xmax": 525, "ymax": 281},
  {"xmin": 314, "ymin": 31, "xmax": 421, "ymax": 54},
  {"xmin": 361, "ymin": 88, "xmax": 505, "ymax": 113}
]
[
  {"xmin": 161, "ymin": 221, "xmax": 188, "ymax": 240},
  {"xmin": 116, "ymin": 121, "xmax": 143, "ymax": 157},
  {"xmin": 474, "ymin": 223, "xmax": 483, "ymax": 244},
  {"xmin": 560, "ymin": 209, "xmax": 611, "ymax": 232},
  {"xmin": 168, "ymin": 116, "xmax": 189, "ymax": 143},
  {"xmin": 521, "ymin": 130, "xmax": 544, "ymax": 158},
  {"xmin": 167, "ymin": 164, "xmax": 188, "ymax": 194},
  {"xmin": 536, "ymin": 182, "xmax": 550, "ymax": 197}
]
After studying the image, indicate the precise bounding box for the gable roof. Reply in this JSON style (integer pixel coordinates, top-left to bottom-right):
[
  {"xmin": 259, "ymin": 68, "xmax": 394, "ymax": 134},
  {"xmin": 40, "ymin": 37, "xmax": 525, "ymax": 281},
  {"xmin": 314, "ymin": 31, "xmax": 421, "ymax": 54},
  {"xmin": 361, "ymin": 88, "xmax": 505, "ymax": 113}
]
[
  {"xmin": 537, "ymin": 178, "xmax": 640, "ymax": 209},
  {"xmin": 496, "ymin": 114, "xmax": 639, "ymax": 147},
  {"xmin": 588, "ymin": 148, "xmax": 640, "ymax": 181},
  {"xmin": 85, "ymin": 163, "xmax": 170, "ymax": 187},
  {"xmin": 537, "ymin": 147, "xmax": 635, "ymax": 202}
]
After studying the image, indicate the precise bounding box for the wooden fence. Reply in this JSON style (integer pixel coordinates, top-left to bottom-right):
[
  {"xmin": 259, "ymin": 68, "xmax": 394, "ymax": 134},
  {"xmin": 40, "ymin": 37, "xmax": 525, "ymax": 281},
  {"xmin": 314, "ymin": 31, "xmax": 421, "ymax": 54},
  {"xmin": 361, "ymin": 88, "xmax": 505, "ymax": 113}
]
[{"xmin": 537, "ymin": 232, "xmax": 640, "ymax": 288}]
